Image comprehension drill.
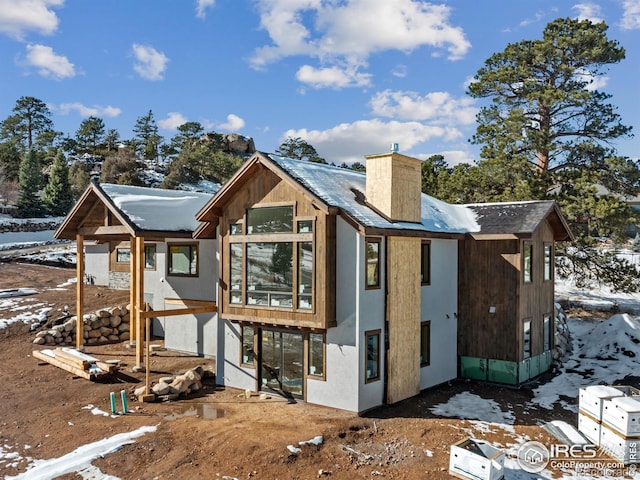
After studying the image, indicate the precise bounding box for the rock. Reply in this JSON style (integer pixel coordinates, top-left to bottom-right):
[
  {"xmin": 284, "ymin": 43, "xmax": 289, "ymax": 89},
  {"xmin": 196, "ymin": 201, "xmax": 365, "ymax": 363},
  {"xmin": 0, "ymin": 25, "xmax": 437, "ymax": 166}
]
[
  {"xmin": 108, "ymin": 334, "xmax": 120, "ymax": 342},
  {"xmin": 118, "ymin": 322, "xmax": 130, "ymax": 332},
  {"xmin": 98, "ymin": 335, "xmax": 108, "ymax": 343},
  {"xmin": 88, "ymin": 329, "xmax": 101, "ymax": 339},
  {"xmin": 98, "ymin": 310, "xmax": 110, "ymax": 318},
  {"xmin": 152, "ymin": 382, "xmax": 172, "ymax": 396},
  {"xmin": 110, "ymin": 315, "xmax": 122, "ymax": 327},
  {"xmin": 169, "ymin": 377, "xmax": 190, "ymax": 394},
  {"xmin": 33, "ymin": 337, "xmax": 45, "ymax": 345},
  {"xmin": 159, "ymin": 376, "xmax": 174, "ymax": 384},
  {"xmin": 119, "ymin": 332, "xmax": 130, "ymax": 341},
  {"xmin": 134, "ymin": 385, "xmax": 148, "ymax": 397},
  {"xmin": 109, "ymin": 307, "xmax": 121, "ymax": 317},
  {"xmin": 183, "ymin": 369, "xmax": 201, "ymax": 383}
]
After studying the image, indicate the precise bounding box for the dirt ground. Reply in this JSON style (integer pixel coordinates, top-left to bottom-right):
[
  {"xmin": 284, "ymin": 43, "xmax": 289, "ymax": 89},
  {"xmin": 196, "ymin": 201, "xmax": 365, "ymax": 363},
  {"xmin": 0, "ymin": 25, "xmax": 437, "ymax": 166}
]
[{"xmin": 0, "ymin": 263, "xmax": 601, "ymax": 479}]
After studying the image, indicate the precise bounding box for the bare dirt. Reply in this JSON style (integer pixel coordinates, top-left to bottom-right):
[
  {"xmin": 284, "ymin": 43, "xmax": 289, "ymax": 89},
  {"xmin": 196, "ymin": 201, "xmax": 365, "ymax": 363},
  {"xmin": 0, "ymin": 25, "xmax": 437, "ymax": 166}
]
[{"xmin": 0, "ymin": 263, "xmax": 596, "ymax": 480}]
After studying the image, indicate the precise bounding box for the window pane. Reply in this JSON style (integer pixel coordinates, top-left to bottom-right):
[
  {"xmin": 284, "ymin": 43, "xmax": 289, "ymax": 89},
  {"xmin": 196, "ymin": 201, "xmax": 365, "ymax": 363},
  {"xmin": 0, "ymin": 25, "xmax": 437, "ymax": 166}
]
[
  {"xmin": 247, "ymin": 206, "xmax": 293, "ymax": 234},
  {"xmin": 543, "ymin": 315, "xmax": 551, "ymax": 351},
  {"xmin": 421, "ymin": 243, "xmax": 431, "ymax": 284},
  {"xmin": 366, "ymin": 332, "xmax": 380, "ymax": 381},
  {"xmin": 308, "ymin": 333, "xmax": 323, "ymax": 376},
  {"xmin": 366, "ymin": 241, "xmax": 380, "ymax": 287},
  {"xmin": 523, "ymin": 244, "xmax": 532, "ymax": 283},
  {"xmin": 116, "ymin": 248, "xmax": 130, "ymax": 263},
  {"xmin": 169, "ymin": 245, "xmax": 197, "ymax": 275},
  {"xmin": 297, "ymin": 220, "xmax": 313, "ymax": 233},
  {"xmin": 246, "ymin": 242, "xmax": 293, "ymax": 307},
  {"xmin": 230, "ymin": 243, "xmax": 242, "ymax": 304},
  {"xmin": 420, "ymin": 322, "xmax": 430, "ymax": 366},
  {"xmin": 144, "ymin": 245, "xmax": 156, "ymax": 269},
  {"xmin": 298, "ymin": 242, "xmax": 313, "ymax": 309},
  {"xmin": 230, "ymin": 223, "xmax": 242, "ymax": 235},
  {"xmin": 523, "ymin": 320, "xmax": 531, "ymax": 359},
  {"xmin": 544, "ymin": 245, "xmax": 552, "ymax": 281},
  {"xmin": 242, "ymin": 325, "xmax": 254, "ymax": 365}
]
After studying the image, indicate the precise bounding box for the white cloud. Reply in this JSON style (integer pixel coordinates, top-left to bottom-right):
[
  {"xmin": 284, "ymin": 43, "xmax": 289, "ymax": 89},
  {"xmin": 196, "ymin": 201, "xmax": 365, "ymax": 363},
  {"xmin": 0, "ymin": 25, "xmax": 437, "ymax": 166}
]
[
  {"xmin": 23, "ymin": 44, "xmax": 74, "ymax": 79},
  {"xmin": 575, "ymin": 68, "xmax": 609, "ymax": 91},
  {"xmin": 296, "ymin": 64, "xmax": 371, "ymax": 89},
  {"xmin": 572, "ymin": 2, "xmax": 604, "ymax": 23},
  {"xmin": 282, "ymin": 119, "xmax": 459, "ymax": 165},
  {"xmin": 519, "ymin": 10, "xmax": 546, "ymax": 27},
  {"xmin": 250, "ymin": 0, "xmax": 470, "ymax": 85},
  {"xmin": 0, "ymin": 0, "xmax": 63, "ymax": 40},
  {"xmin": 132, "ymin": 43, "xmax": 169, "ymax": 81},
  {"xmin": 195, "ymin": 0, "xmax": 215, "ymax": 19},
  {"xmin": 432, "ymin": 150, "xmax": 476, "ymax": 167},
  {"xmin": 158, "ymin": 112, "xmax": 188, "ymax": 130},
  {"xmin": 57, "ymin": 103, "xmax": 121, "ymax": 117},
  {"xmin": 369, "ymin": 90, "xmax": 477, "ymax": 125},
  {"xmin": 621, "ymin": 0, "xmax": 640, "ymax": 30},
  {"xmin": 391, "ymin": 64, "xmax": 407, "ymax": 78},
  {"xmin": 218, "ymin": 114, "xmax": 245, "ymax": 131}
]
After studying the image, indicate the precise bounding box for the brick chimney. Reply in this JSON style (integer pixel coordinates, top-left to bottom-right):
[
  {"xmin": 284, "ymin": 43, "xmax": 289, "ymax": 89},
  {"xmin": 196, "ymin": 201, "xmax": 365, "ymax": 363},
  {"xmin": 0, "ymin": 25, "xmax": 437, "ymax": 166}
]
[{"xmin": 365, "ymin": 150, "xmax": 422, "ymax": 223}]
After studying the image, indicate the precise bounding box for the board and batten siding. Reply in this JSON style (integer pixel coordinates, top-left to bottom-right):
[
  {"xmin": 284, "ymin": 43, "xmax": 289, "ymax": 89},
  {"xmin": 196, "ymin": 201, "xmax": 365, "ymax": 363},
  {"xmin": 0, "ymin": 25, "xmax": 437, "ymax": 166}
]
[{"xmin": 386, "ymin": 236, "xmax": 421, "ymax": 404}]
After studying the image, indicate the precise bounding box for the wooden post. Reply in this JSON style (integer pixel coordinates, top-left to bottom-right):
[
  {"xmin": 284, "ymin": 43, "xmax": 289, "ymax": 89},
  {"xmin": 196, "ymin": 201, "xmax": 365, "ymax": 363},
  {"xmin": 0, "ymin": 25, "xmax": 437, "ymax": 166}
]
[
  {"xmin": 145, "ymin": 313, "xmax": 151, "ymax": 394},
  {"xmin": 75, "ymin": 234, "xmax": 84, "ymax": 350},
  {"xmin": 135, "ymin": 236, "xmax": 145, "ymax": 368},
  {"xmin": 129, "ymin": 236, "xmax": 137, "ymax": 347}
]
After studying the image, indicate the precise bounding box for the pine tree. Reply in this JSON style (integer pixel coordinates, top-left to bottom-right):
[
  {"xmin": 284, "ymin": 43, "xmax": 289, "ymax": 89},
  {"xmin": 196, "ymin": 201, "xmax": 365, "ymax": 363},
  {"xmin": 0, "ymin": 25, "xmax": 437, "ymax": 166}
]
[
  {"xmin": 16, "ymin": 149, "xmax": 44, "ymax": 217},
  {"xmin": 43, "ymin": 149, "xmax": 74, "ymax": 215}
]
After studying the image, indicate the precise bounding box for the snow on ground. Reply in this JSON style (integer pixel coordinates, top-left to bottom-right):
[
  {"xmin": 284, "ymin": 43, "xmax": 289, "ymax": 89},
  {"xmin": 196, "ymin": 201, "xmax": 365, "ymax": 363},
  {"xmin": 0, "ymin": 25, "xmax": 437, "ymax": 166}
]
[
  {"xmin": 430, "ymin": 392, "xmax": 516, "ymax": 424},
  {"xmin": 4, "ymin": 425, "xmax": 157, "ymax": 480}
]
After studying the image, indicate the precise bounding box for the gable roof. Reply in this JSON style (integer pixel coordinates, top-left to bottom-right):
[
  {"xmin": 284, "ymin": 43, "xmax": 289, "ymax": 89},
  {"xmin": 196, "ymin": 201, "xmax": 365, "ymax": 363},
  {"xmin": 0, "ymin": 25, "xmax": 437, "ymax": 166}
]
[
  {"xmin": 55, "ymin": 182, "xmax": 214, "ymax": 240},
  {"xmin": 196, "ymin": 152, "xmax": 480, "ymax": 237},
  {"xmin": 463, "ymin": 200, "xmax": 573, "ymax": 241}
]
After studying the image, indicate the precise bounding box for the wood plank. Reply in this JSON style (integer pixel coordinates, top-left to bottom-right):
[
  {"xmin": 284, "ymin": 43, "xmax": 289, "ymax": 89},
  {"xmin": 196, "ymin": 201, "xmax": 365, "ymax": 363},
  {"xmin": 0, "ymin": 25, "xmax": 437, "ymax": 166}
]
[
  {"xmin": 140, "ymin": 305, "xmax": 217, "ymax": 319},
  {"xmin": 76, "ymin": 235, "xmax": 84, "ymax": 350},
  {"xmin": 54, "ymin": 347, "xmax": 92, "ymax": 370},
  {"xmin": 33, "ymin": 350, "xmax": 102, "ymax": 380},
  {"xmin": 79, "ymin": 225, "xmax": 132, "ymax": 236},
  {"xmin": 163, "ymin": 298, "xmax": 217, "ymax": 307}
]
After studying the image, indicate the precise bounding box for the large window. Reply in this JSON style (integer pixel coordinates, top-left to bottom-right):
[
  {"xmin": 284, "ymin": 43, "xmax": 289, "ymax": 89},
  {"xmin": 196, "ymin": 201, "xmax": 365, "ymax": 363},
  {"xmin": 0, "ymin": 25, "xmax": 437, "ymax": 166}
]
[
  {"xmin": 421, "ymin": 241, "xmax": 431, "ymax": 285},
  {"xmin": 365, "ymin": 330, "xmax": 381, "ymax": 382},
  {"xmin": 230, "ymin": 243, "xmax": 243, "ymax": 304},
  {"xmin": 544, "ymin": 244, "xmax": 553, "ymax": 281},
  {"xmin": 241, "ymin": 325, "xmax": 254, "ymax": 366},
  {"xmin": 523, "ymin": 243, "xmax": 533, "ymax": 283},
  {"xmin": 168, "ymin": 243, "xmax": 198, "ymax": 276},
  {"xmin": 247, "ymin": 242, "xmax": 293, "ymax": 307},
  {"xmin": 298, "ymin": 242, "xmax": 313, "ymax": 309},
  {"xmin": 247, "ymin": 206, "xmax": 293, "ymax": 234},
  {"xmin": 420, "ymin": 321, "xmax": 431, "ymax": 366},
  {"xmin": 366, "ymin": 238, "xmax": 381, "ymax": 289},
  {"xmin": 523, "ymin": 319, "xmax": 532, "ymax": 359},
  {"xmin": 308, "ymin": 332, "xmax": 324, "ymax": 378}
]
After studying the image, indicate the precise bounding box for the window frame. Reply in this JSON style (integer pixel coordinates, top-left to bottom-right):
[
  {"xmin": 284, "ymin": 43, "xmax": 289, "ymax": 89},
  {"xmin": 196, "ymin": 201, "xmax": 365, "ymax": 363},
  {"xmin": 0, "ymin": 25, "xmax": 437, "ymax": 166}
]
[
  {"xmin": 523, "ymin": 318, "xmax": 532, "ymax": 359},
  {"xmin": 307, "ymin": 332, "xmax": 325, "ymax": 380},
  {"xmin": 420, "ymin": 320, "xmax": 431, "ymax": 367},
  {"xmin": 420, "ymin": 241, "xmax": 431, "ymax": 285},
  {"xmin": 240, "ymin": 324, "xmax": 255, "ymax": 367},
  {"xmin": 365, "ymin": 238, "xmax": 382, "ymax": 290},
  {"xmin": 167, "ymin": 242, "xmax": 199, "ymax": 277},
  {"xmin": 364, "ymin": 329, "xmax": 381, "ymax": 383},
  {"xmin": 144, "ymin": 244, "xmax": 156, "ymax": 270},
  {"xmin": 523, "ymin": 242, "xmax": 533, "ymax": 284}
]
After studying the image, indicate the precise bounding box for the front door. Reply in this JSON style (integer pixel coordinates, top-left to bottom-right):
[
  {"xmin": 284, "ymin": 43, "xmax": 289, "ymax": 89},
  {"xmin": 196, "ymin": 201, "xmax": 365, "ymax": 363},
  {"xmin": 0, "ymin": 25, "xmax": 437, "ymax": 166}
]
[{"xmin": 260, "ymin": 329, "xmax": 304, "ymax": 398}]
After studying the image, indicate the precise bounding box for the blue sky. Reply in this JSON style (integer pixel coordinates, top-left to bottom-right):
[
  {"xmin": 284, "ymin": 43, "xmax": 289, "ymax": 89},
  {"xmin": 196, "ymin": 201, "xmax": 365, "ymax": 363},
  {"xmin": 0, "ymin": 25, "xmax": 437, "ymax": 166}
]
[{"xmin": 0, "ymin": 0, "xmax": 638, "ymax": 166}]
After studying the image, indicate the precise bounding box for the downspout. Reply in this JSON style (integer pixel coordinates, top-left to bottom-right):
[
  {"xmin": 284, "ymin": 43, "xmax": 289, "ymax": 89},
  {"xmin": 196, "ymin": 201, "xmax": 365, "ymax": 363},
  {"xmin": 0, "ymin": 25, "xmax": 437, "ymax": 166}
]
[{"xmin": 383, "ymin": 235, "xmax": 389, "ymax": 405}]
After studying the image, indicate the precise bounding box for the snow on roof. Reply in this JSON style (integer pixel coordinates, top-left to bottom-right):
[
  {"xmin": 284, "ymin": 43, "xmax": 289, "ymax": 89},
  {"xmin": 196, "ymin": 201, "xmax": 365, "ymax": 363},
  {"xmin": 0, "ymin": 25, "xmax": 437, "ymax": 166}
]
[
  {"xmin": 463, "ymin": 200, "xmax": 556, "ymax": 235},
  {"xmin": 269, "ymin": 155, "xmax": 479, "ymax": 234},
  {"xmin": 100, "ymin": 184, "xmax": 214, "ymax": 232}
]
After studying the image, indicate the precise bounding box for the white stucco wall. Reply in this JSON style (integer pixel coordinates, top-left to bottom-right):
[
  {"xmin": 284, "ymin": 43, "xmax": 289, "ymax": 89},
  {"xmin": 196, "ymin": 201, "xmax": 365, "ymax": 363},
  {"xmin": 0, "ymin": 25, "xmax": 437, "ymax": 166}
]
[
  {"xmin": 84, "ymin": 242, "xmax": 109, "ymax": 286},
  {"xmin": 419, "ymin": 238, "xmax": 458, "ymax": 389},
  {"xmin": 217, "ymin": 319, "xmax": 257, "ymax": 392},
  {"xmin": 147, "ymin": 238, "xmax": 218, "ymax": 357}
]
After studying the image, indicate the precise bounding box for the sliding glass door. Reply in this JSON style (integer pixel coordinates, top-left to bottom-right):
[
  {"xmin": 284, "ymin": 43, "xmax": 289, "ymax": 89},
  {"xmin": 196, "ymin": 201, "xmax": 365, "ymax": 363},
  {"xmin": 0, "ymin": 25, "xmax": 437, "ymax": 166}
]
[{"xmin": 260, "ymin": 329, "xmax": 304, "ymax": 398}]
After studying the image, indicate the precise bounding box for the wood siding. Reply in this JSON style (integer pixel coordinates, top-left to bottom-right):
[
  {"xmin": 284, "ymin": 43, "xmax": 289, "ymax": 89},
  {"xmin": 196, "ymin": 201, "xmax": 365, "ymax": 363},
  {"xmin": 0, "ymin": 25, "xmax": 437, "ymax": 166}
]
[
  {"xmin": 219, "ymin": 165, "xmax": 336, "ymax": 330},
  {"xmin": 386, "ymin": 236, "xmax": 421, "ymax": 403},
  {"xmin": 458, "ymin": 220, "xmax": 557, "ymax": 362}
]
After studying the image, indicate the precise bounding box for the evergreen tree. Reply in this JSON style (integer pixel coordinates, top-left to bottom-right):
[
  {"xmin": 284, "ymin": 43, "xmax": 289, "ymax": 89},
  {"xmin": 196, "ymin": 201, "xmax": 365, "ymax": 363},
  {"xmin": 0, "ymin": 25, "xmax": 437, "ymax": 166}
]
[
  {"xmin": 0, "ymin": 141, "xmax": 22, "ymax": 181},
  {"xmin": 16, "ymin": 149, "xmax": 44, "ymax": 217},
  {"xmin": 0, "ymin": 96, "xmax": 54, "ymax": 153},
  {"xmin": 68, "ymin": 160, "xmax": 91, "ymax": 198},
  {"xmin": 132, "ymin": 110, "xmax": 163, "ymax": 161},
  {"xmin": 276, "ymin": 137, "xmax": 327, "ymax": 164},
  {"xmin": 76, "ymin": 116, "xmax": 106, "ymax": 154},
  {"xmin": 43, "ymin": 150, "xmax": 74, "ymax": 215}
]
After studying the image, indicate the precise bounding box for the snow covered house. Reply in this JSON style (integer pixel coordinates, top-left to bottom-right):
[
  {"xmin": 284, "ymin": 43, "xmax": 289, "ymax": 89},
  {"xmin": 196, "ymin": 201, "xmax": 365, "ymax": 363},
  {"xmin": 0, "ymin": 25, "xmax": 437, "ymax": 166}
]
[
  {"xmin": 56, "ymin": 150, "xmax": 572, "ymax": 412},
  {"xmin": 54, "ymin": 182, "xmax": 219, "ymax": 358}
]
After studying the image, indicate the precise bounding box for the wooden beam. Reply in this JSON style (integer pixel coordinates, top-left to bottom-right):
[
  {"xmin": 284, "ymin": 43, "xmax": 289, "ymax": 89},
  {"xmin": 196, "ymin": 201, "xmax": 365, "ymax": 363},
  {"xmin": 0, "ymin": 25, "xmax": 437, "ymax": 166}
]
[
  {"xmin": 163, "ymin": 298, "xmax": 218, "ymax": 307},
  {"xmin": 135, "ymin": 236, "xmax": 145, "ymax": 368},
  {"xmin": 76, "ymin": 234, "xmax": 84, "ymax": 350},
  {"xmin": 145, "ymin": 315, "xmax": 151, "ymax": 395},
  {"xmin": 140, "ymin": 305, "xmax": 217, "ymax": 319},
  {"xmin": 129, "ymin": 236, "xmax": 137, "ymax": 347},
  {"xmin": 79, "ymin": 225, "xmax": 132, "ymax": 236}
]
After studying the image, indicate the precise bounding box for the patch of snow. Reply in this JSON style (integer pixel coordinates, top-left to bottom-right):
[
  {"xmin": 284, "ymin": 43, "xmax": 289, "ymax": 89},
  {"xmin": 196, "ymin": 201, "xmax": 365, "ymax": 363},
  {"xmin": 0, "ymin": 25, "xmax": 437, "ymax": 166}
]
[
  {"xmin": 0, "ymin": 288, "xmax": 38, "ymax": 298},
  {"xmin": 298, "ymin": 435, "xmax": 323, "ymax": 446},
  {"xmin": 286, "ymin": 445, "xmax": 301, "ymax": 455},
  {"xmin": 430, "ymin": 392, "xmax": 515, "ymax": 424},
  {"xmin": 4, "ymin": 425, "xmax": 156, "ymax": 480}
]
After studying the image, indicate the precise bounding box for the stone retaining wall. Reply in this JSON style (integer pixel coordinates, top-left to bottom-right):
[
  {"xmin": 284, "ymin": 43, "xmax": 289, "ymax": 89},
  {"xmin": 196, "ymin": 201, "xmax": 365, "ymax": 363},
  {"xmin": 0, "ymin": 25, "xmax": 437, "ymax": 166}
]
[
  {"xmin": 33, "ymin": 305, "xmax": 130, "ymax": 346},
  {"xmin": 0, "ymin": 219, "xmax": 61, "ymax": 234},
  {"xmin": 553, "ymin": 302, "xmax": 570, "ymax": 367}
]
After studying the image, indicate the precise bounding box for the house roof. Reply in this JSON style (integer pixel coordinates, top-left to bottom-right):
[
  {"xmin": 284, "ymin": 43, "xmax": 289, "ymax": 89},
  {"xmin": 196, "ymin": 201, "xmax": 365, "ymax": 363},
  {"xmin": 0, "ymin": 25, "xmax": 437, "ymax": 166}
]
[
  {"xmin": 463, "ymin": 201, "xmax": 573, "ymax": 241},
  {"xmin": 196, "ymin": 152, "xmax": 480, "ymax": 237},
  {"xmin": 55, "ymin": 182, "xmax": 215, "ymax": 240}
]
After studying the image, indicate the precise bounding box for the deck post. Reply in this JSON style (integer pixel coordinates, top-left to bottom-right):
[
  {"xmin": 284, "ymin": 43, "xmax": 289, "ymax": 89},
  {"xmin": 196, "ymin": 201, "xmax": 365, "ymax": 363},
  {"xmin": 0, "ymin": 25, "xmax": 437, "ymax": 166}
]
[
  {"xmin": 129, "ymin": 236, "xmax": 137, "ymax": 348},
  {"xmin": 135, "ymin": 236, "xmax": 145, "ymax": 368},
  {"xmin": 75, "ymin": 234, "xmax": 84, "ymax": 350}
]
